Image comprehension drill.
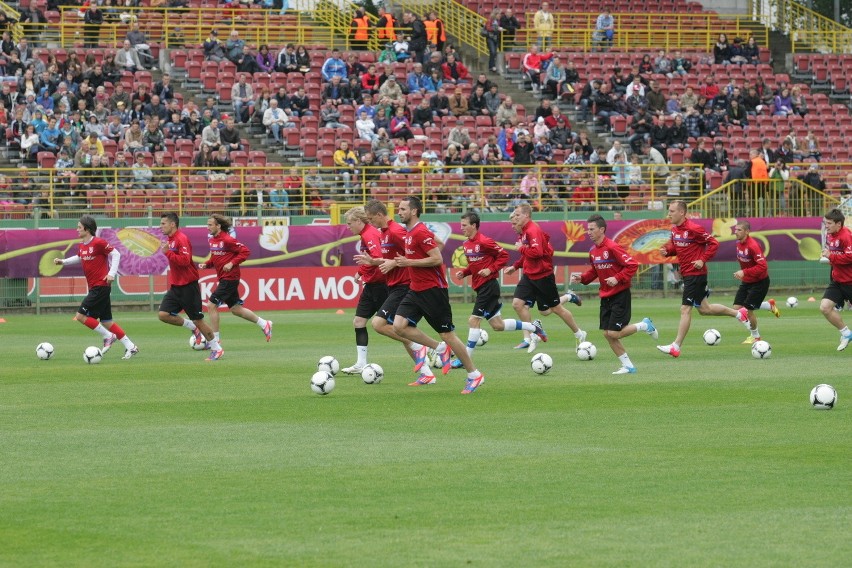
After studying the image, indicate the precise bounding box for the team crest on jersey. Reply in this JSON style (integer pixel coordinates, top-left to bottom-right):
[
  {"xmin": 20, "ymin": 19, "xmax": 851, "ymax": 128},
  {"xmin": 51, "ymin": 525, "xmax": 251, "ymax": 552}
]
[{"xmin": 603, "ymin": 250, "xmax": 609, "ymax": 259}]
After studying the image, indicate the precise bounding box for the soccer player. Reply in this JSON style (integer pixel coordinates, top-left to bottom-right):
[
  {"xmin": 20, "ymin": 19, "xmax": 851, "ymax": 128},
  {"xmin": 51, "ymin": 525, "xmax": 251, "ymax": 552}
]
[
  {"xmin": 341, "ymin": 206, "xmax": 387, "ymax": 374},
  {"xmin": 505, "ymin": 204, "xmax": 587, "ymax": 353},
  {"xmin": 158, "ymin": 212, "xmax": 223, "ymax": 361},
  {"xmin": 360, "ymin": 199, "xmax": 438, "ymax": 385},
  {"xmin": 818, "ymin": 208, "xmax": 852, "ymax": 350},
  {"xmin": 451, "ymin": 211, "xmax": 546, "ymax": 368},
  {"xmin": 570, "ymin": 214, "xmax": 658, "ymax": 374},
  {"xmin": 53, "ymin": 215, "xmax": 139, "ymax": 359},
  {"xmin": 728, "ymin": 220, "xmax": 781, "ymax": 344},
  {"xmin": 656, "ymin": 200, "xmax": 750, "ymax": 358},
  {"xmin": 392, "ymin": 196, "xmax": 486, "ymax": 394},
  {"xmin": 198, "ymin": 214, "xmax": 272, "ymax": 345}
]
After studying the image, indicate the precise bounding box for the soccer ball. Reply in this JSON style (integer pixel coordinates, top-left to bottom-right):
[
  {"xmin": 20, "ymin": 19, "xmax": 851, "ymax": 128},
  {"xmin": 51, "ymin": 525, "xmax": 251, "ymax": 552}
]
[
  {"xmin": 83, "ymin": 346, "xmax": 103, "ymax": 364},
  {"xmin": 810, "ymin": 384, "xmax": 837, "ymax": 410},
  {"xmin": 189, "ymin": 334, "xmax": 208, "ymax": 351},
  {"xmin": 310, "ymin": 371, "xmax": 335, "ymax": 395},
  {"xmin": 703, "ymin": 329, "xmax": 722, "ymax": 346},
  {"xmin": 530, "ymin": 353, "xmax": 553, "ymax": 374},
  {"xmin": 361, "ymin": 363, "xmax": 384, "ymax": 384},
  {"xmin": 317, "ymin": 355, "xmax": 340, "ymax": 376},
  {"xmin": 751, "ymin": 340, "xmax": 772, "ymax": 359},
  {"xmin": 429, "ymin": 348, "xmax": 443, "ymax": 369},
  {"xmin": 476, "ymin": 329, "xmax": 489, "ymax": 347},
  {"xmin": 36, "ymin": 342, "xmax": 55, "ymax": 360},
  {"xmin": 786, "ymin": 296, "xmax": 798, "ymax": 308},
  {"xmin": 576, "ymin": 341, "xmax": 597, "ymax": 361}
]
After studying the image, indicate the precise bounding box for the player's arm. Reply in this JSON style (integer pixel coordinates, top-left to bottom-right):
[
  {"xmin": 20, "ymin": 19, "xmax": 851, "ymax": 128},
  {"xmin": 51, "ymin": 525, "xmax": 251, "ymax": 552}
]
[
  {"xmin": 396, "ymin": 246, "xmax": 442, "ymax": 268},
  {"xmin": 54, "ymin": 255, "xmax": 80, "ymax": 266},
  {"xmin": 699, "ymin": 231, "xmax": 719, "ymax": 262},
  {"xmin": 574, "ymin": 266, "xmax": 597, "ymax": 285},
  {"xmin": 106, "ymin": 248, "xmax": 120, "ymax": 283},
  {"xmin": 490, "ymin": 242, "xmax": 510, "ymax": 273},
  {"xmin": 198, "ymin": 256, "xmax": 214, "ymax": 269},
  {"xmin": 659, "ymin": 238, "xmax": 676, "ymax": 257},
  {"xmin": 741, "ymin": 245, "xmax": 768, "ymax": 278},
  {"xmin": 229, "ymin": 238, "xmax": 251, "ymax": 266},
  {"xmin": 613, "ymin": 247, "xmax": 639, "ymax": 283},
  {"xmin": 832, "ymin": 236, "xmax": 852, "ymax": 264},
  {"xmin": 165, "ymin": 237, "xmax": 193, "ymax": 267}
]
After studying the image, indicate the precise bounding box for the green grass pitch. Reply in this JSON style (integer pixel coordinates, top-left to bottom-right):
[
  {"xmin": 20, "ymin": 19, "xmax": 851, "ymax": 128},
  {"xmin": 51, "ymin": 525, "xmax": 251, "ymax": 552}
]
[{"xmin": 1, "ymin": 298, "xmax": 849, "ymax": 566}]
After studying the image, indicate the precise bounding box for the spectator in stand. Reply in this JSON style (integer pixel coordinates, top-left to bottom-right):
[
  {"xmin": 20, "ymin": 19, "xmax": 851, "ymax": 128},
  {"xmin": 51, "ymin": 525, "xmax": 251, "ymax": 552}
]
[
  {"xmin": 654, "ymin": 50, "xmax": 673, "ymax": 77},
  {"xmin": 294, "ymin": 45, "xmax": 311, "ymax": 73},
  {"xmin": 356, "ymin": 110, "xmax": 378, "ymax": 141},
  {"xmin": 321, "ymin": 49, "xmax": 347, "ymax": 82},
  {"xmin": 666, "ymin": 92, "xmax": 681, "ymax": 115},
  {"xmin": 430, "ymin": 86, "xmax": 451, "ymax": 119},
  {"xmin": 127, "ymin": 20, "xmax": 156, "ymax": 70},
  {"xmin": 447, "ymin": 119, "xmax": 471, "ymax": 151},
  {"xmin": 690, "ymin": 138, "xmax": 712, "ymax": 170},
  {"xmin": 805, "ymin": 131, "xmax": 821, "ymax": 161},
  {"xmin": 543, "ymin": 55, "xmax": 568, "ymax": 100},
  {"xmin": 708, "ymin": 140, "xmax": 729, "ymax": 172},
  {"xmin": 203, "ymin": 29, "xmax": 225, "ymax": 62},
  {"xmin": 483, "ymin": 83, "xmax": 501, "ymax": 116},
  {"xmin": 323, "ymin": 75, "xmax": 346, "ymax": 106},
  {"xmin": 288, "ymin": 86, "xmax": 312, "ymax": 117},
  {"xmin": 683, "ymin": 106, "xmax": 702, "ymax": 138},
  {"xmin": 333, "ymin": 140, "xmax": 359, "ymax": 193},
  {"xmin": 350, "ymin": 8, "xmax": 370, "ymax": 51},
  {"xmin": 372, "ymin": 127, "xmax": 394, "ymax": 159},
  {"xmin": 320, "ymin": 100, "xmax": 344, "ymax": 129},
  {"xmin": 374, "ymin": 107, "xmax": 390, "ymax": 132},
  {"xmin": 361, "ymin": 64, "xmax": 381, "ymax": 95},
  {"xmin": 251, "ymin": 89, "xmax": 273, "ymax": 127},
  {"xmin": 225, "ymin": 30, "xmax": 245, "ymax": 64},
  {"xmin": 220, "ymin": 116, "xmax": 242, "ymax": 152},
  {"xmin": 407, "ymin": 62, "xmax": 430, "ymax": 95},
  {"xmin": 592, "ymin": 82, "xmax": 620, "ymax": 127},
  {"xmin": 522, "ymin": 44, "xmax": 553, "ymax": 94},
  {"xmin": 494, "ymin": 96, "xmax": 518, "ymax": 126},
  {"xmin": 403, "ymin": 11, "xmax": 427, "ymax": 64},
  {"xmin": 392, "ymin": 33, "xmax": 411, "ymax": 62},
  {"xmin": 389, "ymin": 106, "xmax": 413, "ymax": 141},
  {"xmin": 672, "ymin": 50, "xmax": 692, "ymax": 75},
  {"xmin": 377, "ymin": 75, "xmax": 405, "ymax": 108},
  {"xmin": 424, "ymin": 68, "xmax": 443, "ymax": 93},
  {"xmin": 183, "ymin": 110, "xmax": 203, "ymax": 139},
  {"xmin": 375, "ymin": 7, "xmax": 396, "ymax": 44},
  {"xmin": 668, "ymin": 114, "xmax": 689, "ymax": 151},
  {"xmin": 629, "ymin": 106, "xmax": 653, "ymax": 152},
  {"xmin": 645, "ymin": 80, "xmax": 665, "ymax": 115},
  {"xmin": 83, "ymin": 5, "xmax": 104, "ymax": 49},
  {"xmin": 144, "ymin": 95, "xmax": 169, "ymax": 122},
  {"xmin": 276, "ymin": 43, "xmax": 298, "ymax": 73},
  {"xmin": 448, "ymin": 85, "xmax": 469, "ymax": 116},
  {"xmin": 165, "ymin": 111, "xmax": 186, "ymax": 141},
  {"xmin": 423, "ymin": 51, "xmax": 444, "ymax": 78},
  {"xmin": 743, "ymin": 36, "xmax": 760, "ymax": 64},
  {"xmin": 729, "ymin": 38, "xmax": 748, "ymax": 65},
  {"xmin": 263, "ymin": 98, "xmax": 294, "ymax": 144},
  {"xmin": 230, "ymin": 74, "xmax": 254, "ymax": 124},
  {"xmin": 797, "ymin": 163, "xmax": 826, "ymax": 216},
  {"xmin": 142, "ymin": 118, "xmax": 165, "ymax": 153},
  {"xmin": 594, "ymin": 7, "xmax": 615, "ymax": 50},
  {"xmin": 768, "ymin": 159, "xmax": 789, "ymax": 213},
  {"xmin": 115, "ymin": 40, "xmax": 142, "ymax": 74},
  {"xmin": 201, "ymin": 117, "xmax": 221, "ymax": 150},
  {"xmin": 699, "ymin": 104, "xmax": 720, "ymax": 138},
  {"xmin": 426, "ymin": 11, "xmax": 447, "ymax": 53},
  {"xmin": 255, "ymin": 44, "xmax": 275, "ymax": 74},
  {"xmin": 345, "ymin": 76, "xmax": 363, "ymax": 105},
  {"xmin": 499, "ymin": 8, "xmax": 520, "ymax": 50},
  {"xmin": 356, "ymin": 94, "xmax": 376, "ymax": 119},
  {"xmin": 624, "ymin": 83, "xmax": 648, "ymax": 114},
  {"xmin": 468, "ymin": 85, "xmax": 490, "ymax": 118},
  {"xmin": 773, "ymin": 87, "xmax": 794, "ymax": 117},
  {"xmin": 124, "ymin": 120, "xmax": 144, "ymax": 154},
  {"xmin": 412, "ymin": 98, "xmax": 434, "ymax": 128},
  {"xmin": 791, "ymin": 86, "xmax": 808, "ymax": 117},
  {"xmin": 714, "ymin": 33, "xmax": 730, "ymax": 64},
  {"xmin": 534, "ymin": 2, "xmax": 554, "ymax": 51},
  {"xmin": 726, "ymin": 99, "xmax": 748, "ymax": 128},
  {"xmin": 483, "ymin": 9, "xmax": 503, "ymax": 73},
  {"xmin": 577, "ymin": 79, "xmax": 600, "ymax": 122},
  {"xmin": 442, "ymin": 53, "xmax": 470, "ymax": 85}
]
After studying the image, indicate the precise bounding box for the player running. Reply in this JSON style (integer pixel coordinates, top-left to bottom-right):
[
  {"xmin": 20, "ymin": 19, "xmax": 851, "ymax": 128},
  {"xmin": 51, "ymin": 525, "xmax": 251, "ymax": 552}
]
[
  {"xmin": 570, "ymin": 214, "xmax": 657, "ymax": 374},
  {"xmin": 53, "ymin": 215, "xmax": 139, "ymax": 359},
  {"xmin": 198, "ymin": 214, "xmax": 272, "ymax": 346},
  {"xmin": 819, "ymin": 208, "xmax": 852, "ymax": 350}
]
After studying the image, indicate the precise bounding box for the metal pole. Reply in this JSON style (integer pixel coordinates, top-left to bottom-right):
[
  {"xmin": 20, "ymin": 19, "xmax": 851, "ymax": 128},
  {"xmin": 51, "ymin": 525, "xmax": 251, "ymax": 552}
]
[{"xmin": 34, "ymin": 208, "xmax": 41, "ymax": 315}]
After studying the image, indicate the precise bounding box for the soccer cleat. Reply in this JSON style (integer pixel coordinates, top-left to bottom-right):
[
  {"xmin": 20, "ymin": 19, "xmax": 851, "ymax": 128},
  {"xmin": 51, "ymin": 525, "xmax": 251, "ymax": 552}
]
[
  {"xmin": 612, "ymin": 366, "xmax": 637, "ymax": 375},
  {"xmin": 736, "ymin": 307, "xmax": 751, "ymax": 330},
  {"xmin": 742, "ymin": 336, "xmax": 756, "ymax": 344},
  {"xmin": 461, "ymin": 373, "xmax": 485, "ymax": 394},
  {"xmin": 837, "ymin": 333, "xmax": 852, "ymax": 351},
  {"xmin": 575, "ymin": 329, "xmax": 588, "ymax": 348},
  {"xmin": 413, "ymin": 345, "xmax": 429, "ymax": 372},
  {"xmin": 450, "ymin": 358, "xmax": 464, "ymax": 369},
  {"xmin": 192, "ymin": 328, "xmax": 205, "ymax": 346},
  {"xmin": 342, "ymin": 364, "xmax": 365, "ymax": 375},
  {"xmin": 565, "ymin": 290, "xmax": 583, "ymax": 306},
  {"xmin": 532, "ymin": 319, "xmax": 548, "ymax": 342},
  {"xmin": 408, "ymin": 373, "xmax": 436, "ymax": 386},
  {"xmin": 102, "ymin": 333, "xmax": 117, "ymax": 354},
  {"xmin": 513, "ymin": 340, "xmax": 531, "ymax": 350},
  {"xmin": 122, "ymin": 346, "xmax": 139, "ymax": 360},
  {"xmin": 642, "ymin": 317, "xmax": 658, "ymax": 339},
  {"xmin": 527, "ymin": 332, "xmax": 540, "ymax": 354},
  {"xmin": 437, "ymin": 348, "xmax": 453, "ymax": 375},
  {"xmin": 262, "ymin": 320, "xmax": 273, "ymax": 341},
  {"xmin": 768, "ymin": 299, "xmax": 781, "ymax": 318},
  {"xmin": 657, "ymin": 344, "xmax": 681, "ymax": 358},
  {"xmin": 206, "ymin": 348, "xmax": 224, "ymax": 361}
]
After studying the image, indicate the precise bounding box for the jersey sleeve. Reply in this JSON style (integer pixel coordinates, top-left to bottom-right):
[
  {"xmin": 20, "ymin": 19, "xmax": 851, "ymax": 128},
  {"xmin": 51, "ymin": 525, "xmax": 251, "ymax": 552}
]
[{"xmin": 166, "ymin": 234, "xmax": 193, "ymax": 267}]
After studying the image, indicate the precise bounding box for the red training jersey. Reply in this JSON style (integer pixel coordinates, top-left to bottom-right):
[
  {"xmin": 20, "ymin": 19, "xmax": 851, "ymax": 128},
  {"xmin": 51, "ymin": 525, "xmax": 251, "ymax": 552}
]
[
  {"xmin": 404, "ymin": 221, "xmax": 447, "ymax": 292},
  {"xmin": 358, "ymin": 224, "xmax": 386, "ymax": 284},
  {"xmin": 826, "ymin": 226, "xmax": 852, "ymax": 284},
  {"xmin": 460, "ymin": 231, "xmax": 509, "ymax": 291},
  {"xmin": 77, "ymin": 236, "xmax": 115, "ymax": 289},
  {"xmin": 578, "ymin": 236, "xmax": 638, "ymax": 298},
  {"xmin": 165, "ymin": 229, "xmax": 199, "ymax": 286},
  {"xmin": 202, "ymin": 231, "xmax": 250, "ymax": 281},
  {"xmin": 735, "ymin": 236, "xmax": 769, "ymax": 283},
  {"xmin": 662, "ymin": 219, "xmax": 719, "ymax": 277},
  {"xmin": 380, "ymin": 219, "xmax": 411, "ymax": 288},
  {"xmin": 512, "ymin": 220, "xmax": 554, "ymax": 280}
]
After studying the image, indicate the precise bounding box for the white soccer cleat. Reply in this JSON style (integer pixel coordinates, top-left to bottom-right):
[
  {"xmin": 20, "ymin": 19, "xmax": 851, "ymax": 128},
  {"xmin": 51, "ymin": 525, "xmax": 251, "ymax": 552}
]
[
  {"xmin": 342, "ymin": 364, "xmax": 365, "ymax": 375},
  {"xmin": 527, "ymin": 332, "xmax": 540, "ymax": 354},
  {"xmin": 612, "ymin": 366, "xmax": 637, "ymax": 375},
  {"xmin": 838, "ymin": 333, "xmax": 852, "ymax": 352},
  {"xmin": 575, "ymin": 329, "xmax": 587, "ymax": 348}
]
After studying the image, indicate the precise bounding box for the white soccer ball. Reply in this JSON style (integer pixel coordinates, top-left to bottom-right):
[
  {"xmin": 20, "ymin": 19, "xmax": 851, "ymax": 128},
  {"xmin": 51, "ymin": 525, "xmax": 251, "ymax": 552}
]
[
  {"xmin": 786, "ymin": 296, "xmax": 798, "ymax": 308},
  {"xmin": 576, "ymin": 341, "xmax": 597, "ymax": 361},
  {"xmin": 36, "ymin": 342, "xmax": 55, "ymax": 360},
  {"xmin": 189, "ymin": 334, "xmax": 208, "ymax": 351},
  {"xmin": 83, "ymin": 346, "xmax": 103, "ymax": 364},
  {"xmin": 310, "ymin": 371, "xmax": 336, "ymax": 395},
  {"xmin": 530, "ymin": 353, "xmax": 553, "ymax": 374},
  {"xmin": 810, "ymin": 384, "xmax": 837, "ymax": 410},
  {"xmin": 361, "ymin": 363, "xmax": 384, "ymax": 384},
  {"xmin": 703, "ymin": 328, "xmax": 722, "ymax": 346},
  {"xmin": 751, "ymin": 340, "xmax": 772, "ymax": 359},
  {"xmin": 476, "ymin": 329, "xmax": 489, "ymax": 347},
  {"xmin": 428, "ymin": 348, "xmax": 443, "ymax": 369},
  {"xmin": 317, "ymin": 355, "xmax": 340, "ymax": 376}
]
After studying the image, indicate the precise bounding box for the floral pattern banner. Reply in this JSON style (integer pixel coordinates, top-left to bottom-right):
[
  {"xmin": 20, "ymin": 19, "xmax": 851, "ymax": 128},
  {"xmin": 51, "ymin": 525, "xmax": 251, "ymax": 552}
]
[{"xmin": 0, "ymin": 217, "xmax": 825, "ymax": 278}]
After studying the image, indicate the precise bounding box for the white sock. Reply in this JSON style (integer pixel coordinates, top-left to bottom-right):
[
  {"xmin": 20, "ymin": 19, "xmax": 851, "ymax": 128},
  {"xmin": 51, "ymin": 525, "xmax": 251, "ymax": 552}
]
[
  {"xmin": 93, "ymin": 323, "xmax": 113, "ymax": 340},
  {"xmin": 410, "ymin": 342, "xmax": 423, "ymax": 352},
  {"xmin": 619, "ymin": 353, "xmax": 634, "ymax": 368},
  {"xmin": 735, "ymin": 310, "xmax": 746, "ymax": 322},
  {"xmin": 214, "ymin": 331, "xmax": 221, "ymax": 342},
  {"xmin": 256, "ymin": 317, "xmax": 268, "ymax": 328},
  {"xmin": 356, "ymin": 346, "xmax": 368, "ymax": 366},
  {"xmin": 574, "ymin": 330, "xmax": 585, "ymax": 339},
  {"xmin": 436, "ymin": 341, "xmax": 448, "ymax": 355},
  {"xmin": 759, "ymin": 301, "xmax": 771, "ymax": 310},
  {"xmin": 420, "ymin": 364, "xmax": 435, "ymax": 377},
  {"xmin": 467, "ymin": 369, "xmax": 481, "ymax": 379},
  {"xmin": 466, "ymin": 328, "xmax": 481, "ymax": 353},
  {"xmin": 672, "ymin": 342, "xmax": 680, "ymax": 351},
  {"xmin": 120, "ymin": 336, "xmax": 134, "ymax": 349},
  {"xmin": 182, "ymin": 319, "xmax": 197, "ymax": 331},
  {"xmin": 841, "ymin": 326, "xmax": 850, "ymax": 336},
  {"xmin": 208, "ymin": 338, "xmax": 221, "ymax": 351},
  {"xmin": 560, "ymin": 293, "xmax": 571, "ymax": 304},
  {"xmin": 634, "ymin": 321, "xmax": 648, "ymax": 332},
  {"xmin": 751, "ymin": 328, "xmax": 760, "ymax": 338}
]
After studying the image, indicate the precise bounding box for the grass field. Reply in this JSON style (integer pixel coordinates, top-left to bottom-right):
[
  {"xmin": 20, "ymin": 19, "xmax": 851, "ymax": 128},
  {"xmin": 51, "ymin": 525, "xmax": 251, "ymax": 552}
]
[{"xmin": 1, "ymin": 298, "xmax": 849, "ymax": 567}]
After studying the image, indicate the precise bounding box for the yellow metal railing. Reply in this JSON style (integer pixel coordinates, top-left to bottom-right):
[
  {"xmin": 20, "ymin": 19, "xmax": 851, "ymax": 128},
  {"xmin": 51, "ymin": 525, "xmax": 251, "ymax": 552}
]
[
  {"xmin": 0, "ymin": 0, "xmax": 22, "ymax": 43},
  {"xmin": 748, "ymin": 0, "xmax": 852, "ymax": 53},
  {"xmin": 393, "ymin": 0, "xmax": 489, "ymax": 56},
  {"xmin": 313, "ymin": 0, "xmax": 382, "ymax": 52},
  {"xmin": 517, "ymin": 12, "xmax": 769, "ymax": 51},
  {"xmin": 689, "ymin": 177, "xmax": 839, "ymax": 219}
]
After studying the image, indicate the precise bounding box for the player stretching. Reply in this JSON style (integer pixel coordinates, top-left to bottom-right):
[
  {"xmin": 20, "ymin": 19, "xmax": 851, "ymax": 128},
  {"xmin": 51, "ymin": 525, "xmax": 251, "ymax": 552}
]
[
  {"xmin": 505, "ymin": 204, "xmax": 586, "ymax": 353},
  {"xmin": 392, "ymin": 196, "xmax": 485, "ymax": 394},
  {"xmin": 451, "ymin": 211, "xmax": 546, "ymax": 368},
  {"xmin": 570, "ymin": 214, "xmax": 657, "ymax": 374},
  {"xmin": 819, "ymin": 208, "xmax": 852, "ymax": 350},
  {"xmin": 727, "ymin": 220, "xmax": 781, "ymax": 344},
  {"xmin": 53, "ymin": 215, "xmax": 139, "ymax": 359},
  {"xmin": 198, "ymin": 214, "xmax": 272, "ymax": 346},
  {"xmin": 158, "ymin": 212, "xmax": 223, "ymax": 361},
  {"xmin": 656, "ymin": 200, "xmax": 750, "ymax": 358},
  {"xmin": 361, "ymin": 199, "xmax": 438, "ymax": 385},
  {"xmin": 341, "ymin": 206, "xmax": 387, "ymax": 374}
]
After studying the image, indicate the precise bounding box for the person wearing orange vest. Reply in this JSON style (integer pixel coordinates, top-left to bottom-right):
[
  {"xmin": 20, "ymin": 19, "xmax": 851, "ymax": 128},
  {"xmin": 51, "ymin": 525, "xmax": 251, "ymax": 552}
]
[
  {"xmin": 376, "ymin": 7, "xmax": 395, "ymax": 43},
  {"xmin": 427, "ymin": 10, "xmax": 447, "ymax": 52},
  {"xmin": 350, "ymin": 8, "xmax": 370, "ymax": 51}
]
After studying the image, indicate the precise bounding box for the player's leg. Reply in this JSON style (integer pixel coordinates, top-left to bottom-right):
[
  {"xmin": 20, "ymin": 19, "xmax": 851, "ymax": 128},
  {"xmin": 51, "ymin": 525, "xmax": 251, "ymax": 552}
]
[
  {"xmin": 99, "ymin": 300, "xmax": 138, "ymax": 359},
  {"xmin": 178, "ymin": 283, "xmax": 222, "ymax": 359},
  {"xmin": 344, "ymin": 283, "xmax": 386, "ymax": 373},
  {"xmin": 420, "ymin": 290, "xmax": 484, "ymax": 393},
  {"xmin": 535, "ymin": 275, "xmax": 586, "ymax": 348},
  {"xmin": 820, "ymin": 282, "xmax": 852, "ymax": 350},
  {"xmin": 76, "ymin": 287, "xmax": 119, "ymax": 352},
  {"xmin": 393, "ymin": 293, "xmax": 440, "ymax": 383},
  {"xmin": 230, "ymin": 305, "xmax": 273, "ymax": 340},
  {"xmin": 659, "ymin": 275, "xmax": 705, "ymax": 357},
  {"xmin": 510, "ymin": 297, "xmax": 533, "ymax": 347},
  {"xmin": 208, "ymin": 301, "xmax": 222, "ymax": 338},
  {"xmin": 601, "ymin": 291, "xmax": 637, "ymax": 374},
  {"xmin": 159, "ymin": 287, "xmax": 204, "ymax": 342}
]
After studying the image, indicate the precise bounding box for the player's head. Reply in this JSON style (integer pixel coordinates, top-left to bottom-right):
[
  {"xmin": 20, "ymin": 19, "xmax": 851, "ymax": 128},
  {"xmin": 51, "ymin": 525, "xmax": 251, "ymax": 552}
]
[
  {"xmin": 460, "ymin": 212, "xmax": 480, "ymax": 238},
  {"xmin": 824, "ymin": 208, "xmax": 845, "ymax": 233},
  {"xmin": 734, "ymin": 220, "xmax": 751, "ymax": 242},
  {"xmin": 586, "ymin": 214, "xmax": 606, "ymax": 244},
  {"xmin": 401, "ymin": 196, "xmax": 423, "ymax": 219},
  {"xmin": 510, "ymin": 204, "xmax": 532, "ymax": 233},
  {"xmin": 160, "ymin": 212, "xmax": 180, "ymax": 236},
  {"xmin": 344, "ymin": 206, "xmax": 368, "ymax": 234},
  {"xmin": 78, "ymin": 215, "xmax": 97, "ymax": 237},
  {"xmin": 667, "ymin": 200, "xmax": 687, "ymax": 225},
  {"xmin": 364, "ymin": 199, "xmax": 389, "ymax": 228},
  {"xmin": 208, "ymin": 213, "xmax": 231, "ymax": 236}
]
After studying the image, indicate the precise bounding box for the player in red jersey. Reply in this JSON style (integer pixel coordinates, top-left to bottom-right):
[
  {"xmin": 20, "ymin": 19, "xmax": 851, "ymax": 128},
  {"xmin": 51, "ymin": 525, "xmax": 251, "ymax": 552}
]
[
  {"xmin": 392, "ymin": 196, "xmax": 485, "ymax": 394},
  {"xmin": 450, "ymin": 211, "xmax": 547, "ymax": 368},
  {"xmin": 656, "ymin": 200, "xmax": 750, "ymax": 358},
  {"xmin": 341, "ymin": 206, "xmax": 388, "ymax": 374},
  {"xmin": 53, "ymin": 215, "xmax": 139, "ymax": 359},
  {"xmin": 819, "ymin": 208, "xmax": 852, "ymax": 350},
  {"xmin": 198, "ymin": 214, "xmax": 272, "ymax": 347},
  {"xmin": 158, "ymin": 212, "xmax": 223, "ymax": 361},
  {"xmin": 505, "ymin": 203, "xmax": 587, "ymax": 353},
  {"xmin": 360, "ymin": 199, "xmax": 438, "ymax": 385},
  {"xmin": 570, "ymin": 214, "xmax": 658, "ymax": 374}
]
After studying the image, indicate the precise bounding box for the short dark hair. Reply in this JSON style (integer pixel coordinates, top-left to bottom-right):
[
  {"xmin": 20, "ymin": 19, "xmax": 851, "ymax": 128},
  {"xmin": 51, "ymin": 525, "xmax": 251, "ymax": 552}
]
[
  {"xmin": 161, "ymin": 212, "xmax": 180, "ymax": 226},
  {"xmin": 79, "ymin": 214, "xmax": 97, "ymax": 236},
  {"xmin": 587, "ymin": 213, "xmax": 606, "ymax": 231},
  {"xmin": 403, "ymin": 195, "xmax": 423, "ymax": 217},
  {"xmin": 364, "ymin": 199, "xmax": 387, "ymax": 216},
  {"xmin": 460, "ymin": 211, "xmax": 481, "ymax": 229},
  {"xmin": 825, "ymin": 208, "xmax": 845, "ymax": 226}
]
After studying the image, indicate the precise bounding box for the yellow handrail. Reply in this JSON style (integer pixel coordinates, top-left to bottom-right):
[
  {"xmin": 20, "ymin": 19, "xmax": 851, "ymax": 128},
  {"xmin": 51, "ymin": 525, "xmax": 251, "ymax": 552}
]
[
  {"xmin": 688, "ymin": 177, "xmax": 839, "ymax": 218},
  {"xmin": 748, "ymin": 0, "xmax": 852, "ymax": 53},
  {"xmin": 392, "ymin": 0, "xmax": 489, "ymax": 56}
]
